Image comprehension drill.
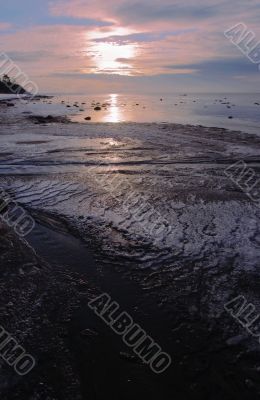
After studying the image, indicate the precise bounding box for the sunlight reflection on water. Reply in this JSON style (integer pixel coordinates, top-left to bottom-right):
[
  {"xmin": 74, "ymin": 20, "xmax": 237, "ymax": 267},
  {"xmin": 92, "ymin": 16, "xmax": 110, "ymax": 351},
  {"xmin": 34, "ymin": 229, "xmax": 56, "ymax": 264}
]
[
  {"xmin": 105, "ymin": 94, "xmax": 121, "ymax": 123},
  {"xmin": 22, "ymin": 93, "xmax": 260, "ymax": 134}
]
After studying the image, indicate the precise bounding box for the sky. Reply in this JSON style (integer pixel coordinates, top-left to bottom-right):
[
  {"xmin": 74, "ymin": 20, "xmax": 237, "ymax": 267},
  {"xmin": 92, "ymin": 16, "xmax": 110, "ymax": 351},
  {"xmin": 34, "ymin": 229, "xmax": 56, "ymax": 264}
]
[{"xmin": 0, "ymin": 0, "xmax": 259, "ymax": 94}]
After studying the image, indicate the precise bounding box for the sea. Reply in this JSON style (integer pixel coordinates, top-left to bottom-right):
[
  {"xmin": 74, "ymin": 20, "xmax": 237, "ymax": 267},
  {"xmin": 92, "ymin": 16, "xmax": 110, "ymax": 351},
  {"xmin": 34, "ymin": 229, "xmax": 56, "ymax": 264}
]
[{"xmin": 1, "ymin": 92, "xmax": 260, "ymax": 135}]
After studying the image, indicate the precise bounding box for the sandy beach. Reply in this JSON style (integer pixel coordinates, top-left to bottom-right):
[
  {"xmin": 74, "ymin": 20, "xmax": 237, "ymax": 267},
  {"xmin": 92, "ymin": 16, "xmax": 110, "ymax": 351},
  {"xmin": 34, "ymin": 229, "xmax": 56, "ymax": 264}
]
[{"xmin": 0, "ymin": 96, "xmax": 260, "ymax": 399}]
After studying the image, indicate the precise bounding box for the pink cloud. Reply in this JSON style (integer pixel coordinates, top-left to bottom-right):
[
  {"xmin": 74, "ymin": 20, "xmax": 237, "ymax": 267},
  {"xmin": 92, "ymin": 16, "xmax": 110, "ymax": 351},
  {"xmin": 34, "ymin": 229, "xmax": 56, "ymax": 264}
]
[
  {"xmin": 0, "ymin": 22, "xmax": 12, "ymax": 30},
  {"xmin": 1, "ymin": 0, "xmax": 259, "ymax": 92}
]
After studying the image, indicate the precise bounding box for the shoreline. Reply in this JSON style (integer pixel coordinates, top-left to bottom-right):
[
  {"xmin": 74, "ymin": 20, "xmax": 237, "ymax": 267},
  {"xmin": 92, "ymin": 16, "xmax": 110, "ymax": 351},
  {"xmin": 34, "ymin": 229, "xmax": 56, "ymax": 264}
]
[
  {"xmin": 1, "ymin": 93, "xmax": 260, "ymax": 134},
  {"xmin": 1, "ymin": 99, "xmax": 260, "ymax": 398}
]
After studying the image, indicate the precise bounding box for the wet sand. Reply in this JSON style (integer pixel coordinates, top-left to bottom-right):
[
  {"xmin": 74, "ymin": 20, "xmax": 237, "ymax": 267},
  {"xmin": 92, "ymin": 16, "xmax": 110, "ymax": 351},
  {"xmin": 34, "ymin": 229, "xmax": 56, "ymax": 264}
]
[
  {"xmin": 1, "ymin": 99, "xmax": 260, "ymax": 399},
  {"xmin": 0, "ymin": 215, "xmax": 259, "ymax": 400}
]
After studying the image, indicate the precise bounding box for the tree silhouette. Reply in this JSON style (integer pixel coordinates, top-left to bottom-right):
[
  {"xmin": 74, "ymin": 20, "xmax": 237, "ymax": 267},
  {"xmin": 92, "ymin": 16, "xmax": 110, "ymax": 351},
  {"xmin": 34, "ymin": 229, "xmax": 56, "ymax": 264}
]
[{"xmin": 2, "ymin": 74, "xmax": 12, "ymax": 84}]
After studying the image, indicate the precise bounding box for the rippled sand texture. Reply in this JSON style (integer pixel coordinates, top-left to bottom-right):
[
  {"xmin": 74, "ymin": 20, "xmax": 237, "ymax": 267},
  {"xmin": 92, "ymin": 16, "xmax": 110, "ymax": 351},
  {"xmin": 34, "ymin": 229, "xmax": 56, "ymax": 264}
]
[
  {"xmin": 0, "ymin": 106, "xmax": 260, "ymax": 313},
  {"xmin": 2, "ymin": 102, "xmax": 260, "ymax": 395}
]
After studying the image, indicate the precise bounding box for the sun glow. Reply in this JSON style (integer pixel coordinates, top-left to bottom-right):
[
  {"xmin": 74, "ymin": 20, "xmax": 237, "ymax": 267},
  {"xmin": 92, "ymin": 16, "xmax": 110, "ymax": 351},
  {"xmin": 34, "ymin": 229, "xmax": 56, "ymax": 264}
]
[
  {"xmin": 85, "ymin": 28, "xmax": 137, "ymax": 75},
  {"xmin": 93, "ymin": 42, "xmax": 135, "ymax": 74}
]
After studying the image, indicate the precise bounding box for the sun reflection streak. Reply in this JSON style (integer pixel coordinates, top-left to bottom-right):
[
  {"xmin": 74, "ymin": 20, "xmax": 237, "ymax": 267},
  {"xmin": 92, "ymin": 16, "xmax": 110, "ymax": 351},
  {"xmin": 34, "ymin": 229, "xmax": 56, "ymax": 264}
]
[{"xmin": 106, "ymin": 93, "xmax": 121, "ymax": 123}]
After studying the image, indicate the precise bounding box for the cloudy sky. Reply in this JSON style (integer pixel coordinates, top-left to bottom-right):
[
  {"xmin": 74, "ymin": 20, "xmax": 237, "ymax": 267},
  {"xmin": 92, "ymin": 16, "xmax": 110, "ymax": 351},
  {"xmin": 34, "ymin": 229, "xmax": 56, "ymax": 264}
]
[{"xmin": 0, "ymin": 0, "xmax": 259, "ymax": 93}]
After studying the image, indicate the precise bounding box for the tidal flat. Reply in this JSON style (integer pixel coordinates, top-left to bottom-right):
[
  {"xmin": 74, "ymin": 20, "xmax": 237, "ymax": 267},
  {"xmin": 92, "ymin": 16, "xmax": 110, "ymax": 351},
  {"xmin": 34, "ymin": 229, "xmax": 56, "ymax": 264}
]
[{"xmin": 1, "ymin": 97, "xmax": 260, "ymax": 399}]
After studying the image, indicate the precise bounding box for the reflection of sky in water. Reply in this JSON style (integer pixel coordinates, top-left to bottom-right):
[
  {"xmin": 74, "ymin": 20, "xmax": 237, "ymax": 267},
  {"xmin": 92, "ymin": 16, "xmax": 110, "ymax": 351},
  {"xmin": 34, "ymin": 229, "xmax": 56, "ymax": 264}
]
[{"xmin": 18, "ymin": 93, "xmax": 260, "ymax": 135}]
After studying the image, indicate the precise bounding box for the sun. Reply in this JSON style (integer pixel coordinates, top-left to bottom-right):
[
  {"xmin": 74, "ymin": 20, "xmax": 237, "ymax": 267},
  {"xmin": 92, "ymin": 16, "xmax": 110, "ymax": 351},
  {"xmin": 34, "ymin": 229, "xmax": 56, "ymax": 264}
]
[
  {"xmin": 92, "ymin": 42, "xmax": 135, "ymax": 74},
  {"xmin": 85, "ymin": 28, "xmax": 137, "ymax": 75}
]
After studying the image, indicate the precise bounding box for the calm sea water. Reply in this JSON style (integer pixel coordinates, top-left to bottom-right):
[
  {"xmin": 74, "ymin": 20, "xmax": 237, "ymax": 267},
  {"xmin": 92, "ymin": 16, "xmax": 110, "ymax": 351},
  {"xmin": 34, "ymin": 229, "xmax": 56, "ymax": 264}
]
[{"xmin": 2, "ymin": 92, "xmax": 260, "ymax": 134}]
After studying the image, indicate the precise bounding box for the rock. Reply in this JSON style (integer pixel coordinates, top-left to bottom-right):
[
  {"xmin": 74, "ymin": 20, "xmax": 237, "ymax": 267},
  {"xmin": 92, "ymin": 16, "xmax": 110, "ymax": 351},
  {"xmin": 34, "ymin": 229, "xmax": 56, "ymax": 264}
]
[
  {"xmin": 245, "ymin": 378, "xmax": 254, "ymax": 389},
  {"xmin": 228, "ymin": 116, "xmax": 233, "ymax": 119},
  {"xmin": 28, "ymin": 115, "xmax": 69, "ymax": 124},
  {"xmin": 80, "ymin": 329, "xmax": 98, "ymax": 338},
  {"xmin": 119, "ymin": 352, "xmax": 143, "ymax": 364},
  {"xmin": 94, "ymin": 106, "xmax": 101, "ymax": 111},
  {"xmin": 226, "ymin": 334, "xmax": 244, "ymax": 346},
  {"xmin": 84, "ymin": 117, "xmax": 91, "ymax": 121}
]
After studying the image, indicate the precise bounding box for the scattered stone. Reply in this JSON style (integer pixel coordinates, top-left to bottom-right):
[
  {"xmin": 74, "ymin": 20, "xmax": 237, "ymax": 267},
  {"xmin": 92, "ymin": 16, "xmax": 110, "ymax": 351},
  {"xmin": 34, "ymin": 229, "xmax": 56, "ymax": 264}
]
[
  {"xmin": 226, "ymin": 335, "xmax": 244, "ymax": 346},
  {"xmin": 28, "ymin": 115, "xmax": 69, "ymax": 124},
  {"xmin": 80, "ymin": 329, "xmax": 98, "ymax": 338},
  {"xmin": 119, "ymin": 352, "xmax": 143, "ymax": 365}
]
